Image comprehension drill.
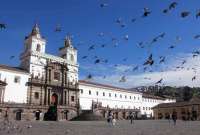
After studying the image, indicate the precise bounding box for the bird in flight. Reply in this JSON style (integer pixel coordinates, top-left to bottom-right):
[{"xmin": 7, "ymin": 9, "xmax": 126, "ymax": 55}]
[
  {"xmin": 142, "ymin": 8, "xmax": 151, "ymax": 17},
  {"xmin": 196, "ymin": 10, "xmax": 200, "ymax": 18},
  {"xmin": 159, "ymin": 56, "xmax": 165, "ymax": 64},
  {"xmin": 119, "ymin": 76, "xmax": 126, "ymax": 82},
  {"xmin": 100, "ymin": 3, "xmax": 108, "ymax": 8},
  {"xmin": 155, "ymin": 78, "xmax": 163, "ymax": 84},
  {"xmin": 143, "ymin": 54, "xmax": 154, "ymax": 66},
  {"xmin": 82, "ymin": 56, "xmax": 88, "ymax": 59},
  {"xmin": 181, "ymin": 11, "xmax": 190, "ymax": 18},
  {"xmin": 86, "ymin": 74, "xmax": 93, "ymax": 80},
  {"xmin": 54, "ymin": 24, "xmax": 62, "ymax": 32},
  {"xmin": 169, "ymin": 2, "xmax": 178, "ymax": 10},
  {"xmin": 9, "ymin": 56, "xmax": 15, "ymax": 59},
  {"xmin": 192, "ymin": 76, "xmax": 196, "ymax": 81},
  {"xmin": 94, "ymin": 59, "xmax": 101, "ymax": 64},
  {"xmin": 0, "ymin": 23, "xmax": 6, "ymax": 30}
]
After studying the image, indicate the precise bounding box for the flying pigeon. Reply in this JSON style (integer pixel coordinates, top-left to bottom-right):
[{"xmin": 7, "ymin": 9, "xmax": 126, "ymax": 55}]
[
  {"xmin": 0, "ymin": 23, "xmax": 6, "ymax": 29},
  {"xmin": 169, "ymin": 2, "xmax": 178, "ymax": 10},
  {"xmin": 196, "ymin": 10, "xmax": 200, "ymax": 18},
  {"xmin": 155, "ymin": 78, "xmax": 163, "ymax": 84},
  {"xmin": 143, "ymin": 54, "xmax": 154, "ymax": 66},
  {"xmin": 119, "ymin": 76, "xmax": 126, "ymax": 82},
  {"xmin": 100, "ymin": 3, "xmax": 108, "ymax": 8},
  {"xmin": 142, "ymin": 8, "xmax": 151, "ymax": 17},
  {"xmin": 181, "ymin": 11, "xmax": 190, "ymax": 18},
  {"xmin": 55, "ymin": 24, "xmax": 62, "ymax": 32}
]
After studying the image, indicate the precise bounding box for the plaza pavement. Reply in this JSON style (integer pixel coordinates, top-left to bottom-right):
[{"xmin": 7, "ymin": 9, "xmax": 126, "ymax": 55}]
[{"xmin": 0, "ymin": 120, "xmax": 200, "ymax": 135}]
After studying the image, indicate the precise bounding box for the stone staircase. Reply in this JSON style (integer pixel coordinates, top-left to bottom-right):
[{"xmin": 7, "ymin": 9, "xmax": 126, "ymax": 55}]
[{"xmin": 71, "ymin": 110, "xmax": 106, "ymax": 121}]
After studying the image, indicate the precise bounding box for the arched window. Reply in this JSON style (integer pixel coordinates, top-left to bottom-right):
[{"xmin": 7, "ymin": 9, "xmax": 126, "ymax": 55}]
[
  {"xmin": 36, "ymin": 44, "xmax": 41, "ymax": 52},
  {"xmin": 70, "ymin": 54, "xmax": 74, "ymax": 61}
]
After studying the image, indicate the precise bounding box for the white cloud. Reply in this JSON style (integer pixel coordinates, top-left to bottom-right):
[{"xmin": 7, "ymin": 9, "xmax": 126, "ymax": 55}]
[{"xmin": 89, "ymin": 53, "xmax": 200, "ymax": 88}]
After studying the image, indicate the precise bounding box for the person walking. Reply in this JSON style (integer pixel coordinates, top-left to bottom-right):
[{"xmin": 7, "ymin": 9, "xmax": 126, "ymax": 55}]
[
  {"xmin": 4, "ymin": 107, "xmax": 9, "ymax": 123},
  {"xmin": 172, "ymin": 112, "xmax": 177, "ymax": 125},
  {"xmin": 130, "ymin": 112, "xmax": 134, "ymax": 124},
  {"xmin": 109, "ymin": 113, "xmax": 113, "ymax": 126},
  {"xmin": 112, "ymin": 114, "xmax": 116, "ymax": 126},
  {"xmin": 107, "ymin": 111, "xmax": 113, "ymax": 126},
  {"xmin": 167, "ymin": 113, "xmax": 171, "ymax": 123}
]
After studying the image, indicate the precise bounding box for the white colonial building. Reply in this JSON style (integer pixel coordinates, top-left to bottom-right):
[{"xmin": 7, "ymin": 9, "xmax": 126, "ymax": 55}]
[
  {"xmin": 141, "ymin": 94, "xmax": 175, "ymax": 117},
  {"xmin": 79, "ymin": 80, "xmax": 175, "ymax": 117},
  {"xmin": 0, "ymin": 65, "xmax": 29, "ymax": 103},
  {"xmin": 79, "ymin": 80, "xmax": 142, "ymax": 110},
  {"xmin": 0, "ymin": 24, "xmax": 176, "ymax": 119}
]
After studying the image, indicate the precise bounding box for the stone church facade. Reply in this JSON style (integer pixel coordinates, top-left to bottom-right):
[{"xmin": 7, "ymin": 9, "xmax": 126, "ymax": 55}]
[{"xmin": 0, "ymin": 24, "xmax": 79, "ymax": 121}]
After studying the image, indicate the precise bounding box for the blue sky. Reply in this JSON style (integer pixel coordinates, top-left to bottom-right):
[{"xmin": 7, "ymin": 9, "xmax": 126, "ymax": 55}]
[{"xmin": 1, "ymin": 0, "xmax": 200, "ymax": 87}]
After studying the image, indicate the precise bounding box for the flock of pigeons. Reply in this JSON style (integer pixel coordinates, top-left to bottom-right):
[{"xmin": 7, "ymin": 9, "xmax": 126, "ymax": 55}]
[
  {"xmin": 0, "ymin": 1, "xmax": 200, "ymax": 86},
  {"xmin": 82, "ymin": 1, "xmax": 200, "ymax": 85}
]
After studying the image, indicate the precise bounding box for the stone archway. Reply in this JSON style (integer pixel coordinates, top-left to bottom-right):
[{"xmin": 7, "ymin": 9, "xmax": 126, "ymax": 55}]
[
  {"xmin": 15, "ymin": 109, "xmax": 23, "ymax": 121},
  {"xmin": 51, "ymin": 93, "xmax": 58, "ymax": 105},
  {"xmin": 35, "ymin": 110, "xmax": 41, "ymax": 120}
]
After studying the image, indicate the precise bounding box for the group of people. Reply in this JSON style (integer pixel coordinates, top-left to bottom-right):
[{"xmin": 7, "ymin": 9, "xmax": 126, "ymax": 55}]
[
  {"xmin": 107, "ymin": 112, "xmax": 135, "ymax": 126},
  {"xmin": 107, "ymin": 112, "xmax": 116, "ymax": 126},
  {"xmin": 166, "ymin": 112, "xmax": 177, "ymax": 125}
]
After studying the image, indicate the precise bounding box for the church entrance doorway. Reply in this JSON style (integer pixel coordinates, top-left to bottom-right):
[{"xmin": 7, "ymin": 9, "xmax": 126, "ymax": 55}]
[
  {"xmin": 35, "ymin": 110, "xmax": 41, "ymax": 120},
  {"xmin": 16, "ymin": 111, "xmax": 22, "ymax": 120},
  {"xmin": 51, "ymin": 93, "xmax": 58, "ymax": 105},
  {"xmin": 64, "ymin": 110, "xmax": 69, "ymax": 120}
]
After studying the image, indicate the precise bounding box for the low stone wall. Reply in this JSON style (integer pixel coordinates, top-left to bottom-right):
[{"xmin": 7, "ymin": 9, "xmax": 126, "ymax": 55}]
[
  {"xmin": 93, "ymin": 107, "xmax": 140, "ymax": 120},
  {"xmin": 0, "ymin": 103, "xmax": 78, "ymax": 121}
]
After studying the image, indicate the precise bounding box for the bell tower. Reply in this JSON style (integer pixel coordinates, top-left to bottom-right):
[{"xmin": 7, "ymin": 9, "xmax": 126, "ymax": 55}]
[
  {"xmin": 59, "ymin": 36, "xmax": 78, "ymax": 84},
  {"xmin": 20, "ymin": 24, "xmax": 47, "ymax": 78},
  {"xmin": 59, "ymin": 36, "xmax": 77, "ymax": 64}
]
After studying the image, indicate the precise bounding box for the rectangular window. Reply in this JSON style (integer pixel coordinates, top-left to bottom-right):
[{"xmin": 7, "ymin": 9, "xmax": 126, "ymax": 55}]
[
  {"xmin": 14, "ymin": 76, "xmax": 21, "ymax": 83},
  {"xmin": 103, "ymin": 92, "xmax": 105, "ymax": 96},
  {"xmin": 71, "ymin": 96, "xmax": 75, "ymax": 102},
  {"xmin": 125, "ymin": 95, "xmax": 127, "ymax": 99},
  {"xmin": 89, "ymin": 90, "xmax": 91, "ymax": 95},
  {"xmin": 109, "ymin": 93, "xmax": 111, "ymax": 97},
  {"xmin": 115, "ymin": 94, "xmax": 117, "ymax": 98},
  {"xmin": 120, "ymin": 94, "xmax": 122, "ymax": 98},
  {"xmin": 34, "ymin": 92, "xmax": 39, "ymax": 99},
  {"xmin": 49, "ymin": 69, "xmax": 51, "ymax": 81},
  {"xmin": 54, "ymin": 72, "xmax": 60, "ymax": 81},
  {"xmin": 64, "ymin": 91, "xmax": 67, "ymax": 104},
  {"xmin": 130, "ymin": 96, "xmax": 132, "ymax": 99},
  {"xmin": 80, "ymin": 89, "xmax": 83, "ymax": 94},
  {"xmin": 96, "ymin": 91, "xmax": 98, "ymax": 96}
]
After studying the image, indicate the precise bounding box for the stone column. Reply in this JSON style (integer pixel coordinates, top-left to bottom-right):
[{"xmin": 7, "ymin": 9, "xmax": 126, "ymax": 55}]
[
  {"xmin": 48, "ymin": 89, "xmax": 50, "ymax": 105},
  {"xmin": 40, "ymin": 86, "xmax": 43, "ymax": 105},
  {"xmin": 0, "ymin": 87, "xmax": 2, "ymax": 103},
  {"xmin": 44, "ymin": 87, "xmax": 47, "ymax": 105},
  {"xmin": 68, "ymin": 89, "xmax": 70, "ymax": 105}
]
